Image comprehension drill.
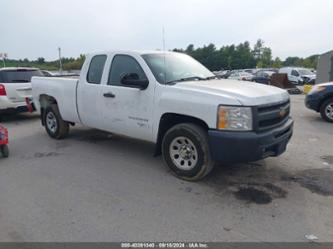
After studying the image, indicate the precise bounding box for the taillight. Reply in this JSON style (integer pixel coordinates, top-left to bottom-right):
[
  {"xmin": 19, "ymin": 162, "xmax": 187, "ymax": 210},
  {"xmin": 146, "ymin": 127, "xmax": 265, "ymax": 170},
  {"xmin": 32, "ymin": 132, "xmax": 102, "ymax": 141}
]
[{"xmin": 0, "ymin": 84, "xmax": 6, "ymax": 96}]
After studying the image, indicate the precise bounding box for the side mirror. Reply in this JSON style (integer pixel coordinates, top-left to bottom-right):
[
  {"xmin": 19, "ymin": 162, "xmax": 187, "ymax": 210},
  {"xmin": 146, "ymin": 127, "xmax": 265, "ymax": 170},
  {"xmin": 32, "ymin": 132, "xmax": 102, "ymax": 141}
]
[{"xmin": 121, "ymin": 73, "xmax": 149, "ymax": 90}]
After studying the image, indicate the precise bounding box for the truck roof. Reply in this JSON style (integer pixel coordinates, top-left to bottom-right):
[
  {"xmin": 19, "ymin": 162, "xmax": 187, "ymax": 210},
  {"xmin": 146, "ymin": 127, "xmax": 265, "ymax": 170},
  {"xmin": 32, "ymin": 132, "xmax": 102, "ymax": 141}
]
[{"xmin": 86, "ymin": 50, "xmax": 178, "ymax": 57}]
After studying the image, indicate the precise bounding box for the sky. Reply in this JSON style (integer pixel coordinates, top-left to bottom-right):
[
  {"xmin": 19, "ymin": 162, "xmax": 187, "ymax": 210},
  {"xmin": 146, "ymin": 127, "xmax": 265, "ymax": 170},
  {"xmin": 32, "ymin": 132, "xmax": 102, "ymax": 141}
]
[{"xmin": 1, "ymin": 0, "xmax": 333, "ymax": 60}]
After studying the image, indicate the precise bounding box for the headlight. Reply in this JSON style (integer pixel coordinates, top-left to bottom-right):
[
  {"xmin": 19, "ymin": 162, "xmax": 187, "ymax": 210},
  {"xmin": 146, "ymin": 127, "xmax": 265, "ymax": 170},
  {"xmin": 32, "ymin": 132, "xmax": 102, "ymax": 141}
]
[
  {"xmin": 302, "ymin": 77, "xmax": 309, "ymax": 83},
  {"xmin": 217, "ymin": 106, "xmax": 253, "ymax": 131}
]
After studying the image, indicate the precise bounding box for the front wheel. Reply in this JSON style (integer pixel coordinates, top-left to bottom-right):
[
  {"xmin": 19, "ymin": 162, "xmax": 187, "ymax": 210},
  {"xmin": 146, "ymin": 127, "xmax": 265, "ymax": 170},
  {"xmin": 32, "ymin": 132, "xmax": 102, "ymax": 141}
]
[
  {"xmin": 162, "ymin": 123, "xmax": 214, "ymax": 181},
  {"xmin": 320, "ymin": 98, "xmax": 333, "ymax": 123},
  {"xmin": 44, "ymin": 104, "xmax": 69, "ymax": 139}
]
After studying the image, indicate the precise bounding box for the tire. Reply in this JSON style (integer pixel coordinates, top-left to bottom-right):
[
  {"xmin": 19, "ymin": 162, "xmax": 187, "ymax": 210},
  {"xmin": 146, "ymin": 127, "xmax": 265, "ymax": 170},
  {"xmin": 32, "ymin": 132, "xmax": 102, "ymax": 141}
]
[
  {"xmin": 320, "ymin": 98, "xmax": 333, "ymax": 123},
  {"xmin": 162, "ymin": 123, "xmax": 214, "ymax": 181},
  {"xmin": 43, "ymin": 104, "xmax": 69, "ymax": 139},
  {"xmin": 1, "ymin": 145, "xmax": 9, "ymax": 158}
]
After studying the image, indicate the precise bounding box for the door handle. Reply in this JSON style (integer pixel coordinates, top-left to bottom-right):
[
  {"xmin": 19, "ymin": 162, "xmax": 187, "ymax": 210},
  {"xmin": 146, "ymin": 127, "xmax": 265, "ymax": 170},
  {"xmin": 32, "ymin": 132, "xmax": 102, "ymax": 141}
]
[{"xmin": 103, "ymin": 92, "xmax": 116, "ymax": 98}]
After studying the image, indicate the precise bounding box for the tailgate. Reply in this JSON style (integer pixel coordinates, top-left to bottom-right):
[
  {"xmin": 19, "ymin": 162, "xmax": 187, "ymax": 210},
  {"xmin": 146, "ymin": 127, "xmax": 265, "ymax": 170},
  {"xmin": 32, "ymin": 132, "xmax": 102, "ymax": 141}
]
[{"xmin": 4, "ymin": 83, "xmax": 32, "ymax": 103}]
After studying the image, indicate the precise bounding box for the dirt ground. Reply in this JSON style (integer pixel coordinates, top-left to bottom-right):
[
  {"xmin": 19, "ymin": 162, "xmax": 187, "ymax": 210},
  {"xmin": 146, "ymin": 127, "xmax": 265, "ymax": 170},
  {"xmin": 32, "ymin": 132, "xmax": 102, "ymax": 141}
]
[{"xmin": 0, "ymin": 94, "xmax": 332, "ymax": 242}]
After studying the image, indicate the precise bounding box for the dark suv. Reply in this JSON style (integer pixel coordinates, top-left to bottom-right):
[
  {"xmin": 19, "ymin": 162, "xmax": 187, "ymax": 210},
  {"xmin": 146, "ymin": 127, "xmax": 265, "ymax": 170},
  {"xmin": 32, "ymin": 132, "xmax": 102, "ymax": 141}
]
[{"xmin": 305, "ymin": 82, "xmax": 333, "ymax": 122}]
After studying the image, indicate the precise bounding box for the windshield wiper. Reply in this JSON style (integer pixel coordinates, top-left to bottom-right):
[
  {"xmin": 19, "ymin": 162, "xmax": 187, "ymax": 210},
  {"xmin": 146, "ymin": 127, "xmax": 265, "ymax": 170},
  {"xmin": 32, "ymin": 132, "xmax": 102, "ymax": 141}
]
[{"xmin": 165, "ymin": 76, "xmax": 206, "ymax": 84}]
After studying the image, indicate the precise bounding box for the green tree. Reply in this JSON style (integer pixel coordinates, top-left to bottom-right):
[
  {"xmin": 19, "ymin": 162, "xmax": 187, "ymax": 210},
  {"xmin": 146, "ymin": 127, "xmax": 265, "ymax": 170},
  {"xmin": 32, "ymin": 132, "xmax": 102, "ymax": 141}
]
[
  {"xmin": 63, "ymin": 54, "xmax": 86, "ymax": 70},
  {"xmin": 283, "ymin": 57, "xmax": 300, "ymax": 66},
  {"xmin": 185, "ymin": 44, "xmax": 194, "ymax": 54},
  {"xmin": 257, "ymin": 47, "xmax": 272, "ymax": 68},
  {"xmin": 37, "ymin": 57, "xmax": 45, "ymax": 64},
  {"xmin": 272, "ymin": 57, "xmax": 282, "ymax": 68},
  {"xmin": 2, "ymin": 40, "xmax": 319, "ymax": 71},
  {"xmin": 253, "ymin": 39, "xmax": 264, "ymax": 59}
]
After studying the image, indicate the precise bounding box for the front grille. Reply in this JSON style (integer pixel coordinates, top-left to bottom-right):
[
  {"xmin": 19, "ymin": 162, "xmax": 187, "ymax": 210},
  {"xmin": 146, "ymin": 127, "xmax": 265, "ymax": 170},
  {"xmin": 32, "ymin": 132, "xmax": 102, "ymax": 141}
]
[{"xmin": 254, "ymin": 100, "xmax": 290, "ymax": 132}]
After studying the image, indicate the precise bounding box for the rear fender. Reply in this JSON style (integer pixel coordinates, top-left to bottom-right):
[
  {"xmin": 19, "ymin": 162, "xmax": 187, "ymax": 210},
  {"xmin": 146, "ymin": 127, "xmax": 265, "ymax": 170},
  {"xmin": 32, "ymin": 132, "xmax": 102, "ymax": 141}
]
[{"xmin": 39, "ymin": 95, "xmax": 57, "ymax": 126}]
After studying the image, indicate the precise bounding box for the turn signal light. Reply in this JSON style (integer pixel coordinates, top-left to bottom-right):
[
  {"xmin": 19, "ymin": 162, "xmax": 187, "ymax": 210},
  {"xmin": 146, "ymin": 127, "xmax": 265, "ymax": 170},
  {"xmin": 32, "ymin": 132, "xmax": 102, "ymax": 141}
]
[
  {"xmin": 218, "ymin": 108, "xmax": 227, "ymax": 129},
  {"xmin": 0, "ymin": 84, "xmax": 6, "ymax": 96}
]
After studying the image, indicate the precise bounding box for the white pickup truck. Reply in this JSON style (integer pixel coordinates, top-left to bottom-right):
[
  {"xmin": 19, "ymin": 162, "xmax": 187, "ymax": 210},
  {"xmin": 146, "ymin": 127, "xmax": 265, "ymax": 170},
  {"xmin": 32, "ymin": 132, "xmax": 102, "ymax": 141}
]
[{"xmin": 32, "ymin": 50, "xmax": 293, "ymax": 181}]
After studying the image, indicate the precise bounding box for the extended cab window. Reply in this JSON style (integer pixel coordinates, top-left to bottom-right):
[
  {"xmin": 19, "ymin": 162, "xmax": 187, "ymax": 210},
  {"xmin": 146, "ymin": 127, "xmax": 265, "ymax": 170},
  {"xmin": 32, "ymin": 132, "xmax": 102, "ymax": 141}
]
[
  {"xmin": 87, "ymin": 55, "xmax": 107, "ymax": 84},
  {"xmin": 108, "ymin": 55, "xmax": 147, "ymax": 86}
]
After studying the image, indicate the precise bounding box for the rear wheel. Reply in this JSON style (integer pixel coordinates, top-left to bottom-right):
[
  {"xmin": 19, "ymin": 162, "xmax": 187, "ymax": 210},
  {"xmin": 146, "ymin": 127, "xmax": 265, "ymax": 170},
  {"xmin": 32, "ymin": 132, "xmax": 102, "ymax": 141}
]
[
  {"xmin": 44, "ymin": 104, "xmax": 69, "ymax": 139},
  {"xmin": 1, "ymin": 145, "xmax": 9, "ymax": 158},
  {"xmin": 162, "ymin": 123, "xmax": 214, "ymax": 181},
  {"xmin": 320, "ymin": 98, "xmax": 333, "ymax": 123}
]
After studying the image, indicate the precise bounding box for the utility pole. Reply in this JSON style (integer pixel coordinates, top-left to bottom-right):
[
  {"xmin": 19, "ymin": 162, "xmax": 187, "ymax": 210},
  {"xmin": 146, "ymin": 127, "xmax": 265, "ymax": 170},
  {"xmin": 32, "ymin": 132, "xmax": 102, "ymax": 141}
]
[
  {"xmin": 58, "ymin": 47, "xmax": 63, "ymax": 74},
  {"xmin": 0, "ymin": 53, "xmax": 7, "ymax": 67}
]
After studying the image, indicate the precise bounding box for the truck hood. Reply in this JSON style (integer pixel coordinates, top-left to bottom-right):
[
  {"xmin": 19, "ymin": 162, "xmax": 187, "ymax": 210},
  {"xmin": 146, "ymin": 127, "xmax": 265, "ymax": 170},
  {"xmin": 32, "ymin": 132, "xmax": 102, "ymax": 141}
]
[{"xmin": 173, "ymin": 79, "xmax": 289, "ymax": 106}]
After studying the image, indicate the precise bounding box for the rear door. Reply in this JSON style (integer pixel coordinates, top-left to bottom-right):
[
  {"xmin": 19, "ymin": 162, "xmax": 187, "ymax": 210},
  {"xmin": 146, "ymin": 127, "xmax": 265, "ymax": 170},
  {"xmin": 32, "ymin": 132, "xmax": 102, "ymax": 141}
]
[
  {"xmin": 0, "ymin": 69, "xmax": 43, "ymax": 103},
  {"xmin": 77, "ymin": 54, "xmax": 107, "ymax": 129}
]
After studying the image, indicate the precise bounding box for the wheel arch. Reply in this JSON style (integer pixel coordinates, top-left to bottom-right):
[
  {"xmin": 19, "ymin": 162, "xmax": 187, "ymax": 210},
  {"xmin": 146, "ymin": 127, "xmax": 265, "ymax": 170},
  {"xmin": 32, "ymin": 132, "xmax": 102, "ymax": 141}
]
[
  {"xmin": 154, "ymin": 113, "xmax": 209, "ymax": 156},
  {"xmin": 318, "ymin": 94, "xmax": 333, "ymax": 112}
]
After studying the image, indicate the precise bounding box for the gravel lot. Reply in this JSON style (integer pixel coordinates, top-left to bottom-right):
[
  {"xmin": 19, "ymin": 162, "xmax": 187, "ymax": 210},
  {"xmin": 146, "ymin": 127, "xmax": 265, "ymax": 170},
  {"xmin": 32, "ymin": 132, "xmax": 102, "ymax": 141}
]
[{"xmin": 0, "ymin": 94, "xmax": 332, "ymax": 242}]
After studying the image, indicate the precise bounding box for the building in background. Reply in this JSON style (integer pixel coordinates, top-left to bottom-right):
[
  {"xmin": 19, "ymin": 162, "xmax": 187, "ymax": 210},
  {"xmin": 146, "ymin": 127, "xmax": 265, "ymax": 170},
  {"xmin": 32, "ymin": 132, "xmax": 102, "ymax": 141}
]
[{"xmin": 316, "ymin": 50, "xmax": 333, "ymax": 83}]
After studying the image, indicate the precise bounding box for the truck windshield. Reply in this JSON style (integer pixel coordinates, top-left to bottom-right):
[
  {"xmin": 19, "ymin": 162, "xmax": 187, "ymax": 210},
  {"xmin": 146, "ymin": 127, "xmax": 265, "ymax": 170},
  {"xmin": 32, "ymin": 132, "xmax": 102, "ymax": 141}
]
[
  {"xmin": 142, "ymin": 53, "xmax": 214, "ymax": 84},
  {"xmin": 298, "ymin": 69, "xmax": 314, "ymax": 76}
]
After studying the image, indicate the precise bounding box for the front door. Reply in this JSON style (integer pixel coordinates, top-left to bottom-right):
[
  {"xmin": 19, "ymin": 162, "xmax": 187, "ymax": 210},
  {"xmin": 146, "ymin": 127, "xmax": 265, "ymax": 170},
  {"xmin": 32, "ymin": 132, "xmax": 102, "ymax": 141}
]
[
  {"xmin": 99, "ymin": 54, "xmax": 155, "ymax": 142},
  {"xmin": 77, "ymin": 54, "xmax": 107, "ymax": 129}
]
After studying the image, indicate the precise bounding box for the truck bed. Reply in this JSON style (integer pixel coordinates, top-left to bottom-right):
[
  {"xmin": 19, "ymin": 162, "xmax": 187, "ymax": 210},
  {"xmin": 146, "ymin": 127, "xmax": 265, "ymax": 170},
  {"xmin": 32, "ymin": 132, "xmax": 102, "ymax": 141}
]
[{"xmin": 31, "ymin": 77, "xmax": 81, "ymax": 123}]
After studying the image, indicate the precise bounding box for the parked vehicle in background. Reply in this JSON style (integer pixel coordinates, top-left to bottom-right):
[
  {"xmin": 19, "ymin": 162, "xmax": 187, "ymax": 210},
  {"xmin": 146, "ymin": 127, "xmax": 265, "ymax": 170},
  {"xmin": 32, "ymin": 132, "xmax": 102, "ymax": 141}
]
[
  {"xmin": 279, "ymin": 67, "xmax": 316, "ymax": 85},
  {"xmin": 305, "ymin": 82, "xmax": 333, "ymax": 122},
  {"xmin": 242, "ymin": 68, "xmax": 258, "ymax": 74},
  {"xmin": 213, "ymin": 70, "xmax": 231, "ymax": 79},
  {"xmin": 252, "ymin": 70, "xmax": 277, "ymax": 84},
  {"xmin": 221, "ymin": 70, "xmax": 233, "ymax": 79},
  {"xmin": 0, "ymin": 124, "xmax": 9, "ymax": 158},
  {"xmin": 228, "ymin": 71, "xmax": 253, "ymax": 81},
  {"xmin": 41, "ymin": 70, "xmax": 55, "ymax": 77},
  {"xmin": 0, "ymin": 67, "xmax": 43, "ymax": 114},
  {"xmin": 32, "ymin": 50, "xmax": 293, "ymax": 181}
]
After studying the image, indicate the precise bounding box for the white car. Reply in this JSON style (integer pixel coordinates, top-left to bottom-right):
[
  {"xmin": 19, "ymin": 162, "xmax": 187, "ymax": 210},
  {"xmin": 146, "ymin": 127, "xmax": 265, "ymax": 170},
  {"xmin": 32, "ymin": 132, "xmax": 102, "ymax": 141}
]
[
  {"xmin": 228, "ymin": 71, "xmax": 253, "ymax": 81},
  {"xmin": 0, "ymin": 67, "xmax": 43, "ymax": 114},
  {"xmin": 32, "ymin": 50, "xmax": 293, "ymax": 181},
  {"xmin": 279, "ymin": 67, "xmax": 316, "ymax": 85}
]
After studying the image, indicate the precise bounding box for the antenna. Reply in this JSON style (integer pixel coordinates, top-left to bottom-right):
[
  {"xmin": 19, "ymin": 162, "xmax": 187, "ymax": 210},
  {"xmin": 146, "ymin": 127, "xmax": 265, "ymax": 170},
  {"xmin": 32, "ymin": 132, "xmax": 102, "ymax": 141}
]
[
  {"xmin": 162, "ymin": 26, "xmax": 167, "ymax": 84},
  {"xmin": 162, "ymin": 26, "xmax": 166, "ymax": 52},
  {"xmin": 58, "ymin": 47, "xmax": 63, "ymax": 74}
]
